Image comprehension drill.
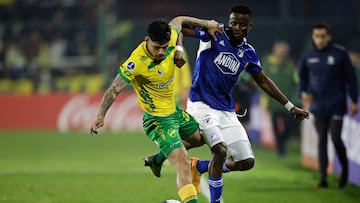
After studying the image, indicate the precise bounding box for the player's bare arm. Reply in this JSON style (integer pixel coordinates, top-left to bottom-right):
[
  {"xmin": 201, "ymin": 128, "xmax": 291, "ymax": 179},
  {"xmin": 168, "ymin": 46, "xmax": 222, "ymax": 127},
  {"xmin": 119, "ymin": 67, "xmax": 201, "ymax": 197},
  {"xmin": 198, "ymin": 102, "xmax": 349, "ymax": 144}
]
[
  {"xmin": 181, "ymin": 27, "xmax": 197, "ymax": 37},
  {"xmin": 252, "ymin": 71, "xmax": 309, "ymax": 120},
  {"xmin": 168, "ymin": 16, "xmax": 223, "ymax": 40},
  {"xmin": 90, "ymin": 75, "xmax": 128, "ymax": 135},
  {"xmin": 174, "ymin": 32, "xmax": 186, "ymax": 68}
]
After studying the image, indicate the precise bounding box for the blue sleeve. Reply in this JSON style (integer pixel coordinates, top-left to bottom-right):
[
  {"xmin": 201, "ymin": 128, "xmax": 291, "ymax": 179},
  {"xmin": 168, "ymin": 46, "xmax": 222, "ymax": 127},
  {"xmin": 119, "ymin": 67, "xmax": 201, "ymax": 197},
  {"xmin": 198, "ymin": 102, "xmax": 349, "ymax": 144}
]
[
  {"xmin": 244, "ymin": 49, "xmax": 262, "ymax": 73},
  {"xmin": 298, "ymin": 54, "xmax": 310, "ymax": 94},
  {"xmin": 343, "ymin": 51, "xmax": 358, "ymax": 103},
  {"xmin": 194, "ymin": 27, "xmax": 211, "ymax": 41}
]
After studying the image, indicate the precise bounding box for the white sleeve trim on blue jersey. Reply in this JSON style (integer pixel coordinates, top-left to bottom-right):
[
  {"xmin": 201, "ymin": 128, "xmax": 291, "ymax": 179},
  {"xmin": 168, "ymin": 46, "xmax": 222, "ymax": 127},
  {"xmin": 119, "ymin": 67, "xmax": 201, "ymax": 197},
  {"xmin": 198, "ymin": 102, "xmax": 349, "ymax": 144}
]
[
  {"xmin": 196, "ymin": 40, "xmax": 212, "ymax": 59},
  {"xmin": 195, "ymin": 27, "xmax": 211, "ymax": 41}
]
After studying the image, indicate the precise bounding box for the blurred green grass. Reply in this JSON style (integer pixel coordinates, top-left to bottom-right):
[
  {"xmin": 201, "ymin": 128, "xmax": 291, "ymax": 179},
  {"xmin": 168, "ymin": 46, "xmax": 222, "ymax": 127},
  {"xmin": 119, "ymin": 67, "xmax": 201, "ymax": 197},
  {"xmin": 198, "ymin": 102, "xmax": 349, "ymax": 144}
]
[{"xmin": 0, "ymin": 131, "xmax": 359, "ymax": 203}]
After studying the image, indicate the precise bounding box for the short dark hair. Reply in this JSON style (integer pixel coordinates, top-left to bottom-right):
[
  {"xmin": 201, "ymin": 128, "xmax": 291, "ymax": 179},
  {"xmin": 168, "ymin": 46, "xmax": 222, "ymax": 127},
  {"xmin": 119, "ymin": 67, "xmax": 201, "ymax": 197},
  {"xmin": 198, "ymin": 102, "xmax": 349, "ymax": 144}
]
[
  {"xmin": 313, "ymin": 23, "xmax": 332, "ymax": 35},
  {"xmin": 231, "ymin": 4, "xmax": 252, "ymax": 16},
  {"xmin": 147, "ymin": 20, "xmax": 171, "ymax": 44}
]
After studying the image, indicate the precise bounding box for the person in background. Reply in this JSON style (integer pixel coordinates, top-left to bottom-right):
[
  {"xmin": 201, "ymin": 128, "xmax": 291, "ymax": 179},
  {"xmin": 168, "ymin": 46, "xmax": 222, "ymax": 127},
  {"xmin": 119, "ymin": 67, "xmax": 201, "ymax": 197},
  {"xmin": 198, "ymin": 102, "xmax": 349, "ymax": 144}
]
[
  {"xmin": 299, "ymin": 23, "xmax": 358, "ymax": 189},
  {"xmin": 90, "ymin": 16, "xmax": 223, "ymax": 203},
  {"xmin": 261, "ymin": 40, "xmax": 300, "ymax": 159},
  {"xmin": 348, "ymin": 48, "xmax": 360, "ymax": 90}
]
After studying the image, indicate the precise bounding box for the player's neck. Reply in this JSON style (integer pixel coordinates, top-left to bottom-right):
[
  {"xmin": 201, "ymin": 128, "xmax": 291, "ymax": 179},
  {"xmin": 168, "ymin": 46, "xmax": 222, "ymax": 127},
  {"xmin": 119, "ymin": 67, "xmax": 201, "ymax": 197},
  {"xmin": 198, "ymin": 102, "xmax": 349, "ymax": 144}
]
[{"xmin": 225, "ymin": 30, "xmax": 243, "ymax": 46}]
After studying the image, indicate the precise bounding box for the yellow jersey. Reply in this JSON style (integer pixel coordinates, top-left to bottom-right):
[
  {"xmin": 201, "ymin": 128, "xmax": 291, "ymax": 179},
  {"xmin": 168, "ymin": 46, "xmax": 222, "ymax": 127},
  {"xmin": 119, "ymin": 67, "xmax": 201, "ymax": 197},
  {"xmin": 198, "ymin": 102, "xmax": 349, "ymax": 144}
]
[{"xmin": 118, "ymin": 27, "xmax": 179, "ymax": 116}]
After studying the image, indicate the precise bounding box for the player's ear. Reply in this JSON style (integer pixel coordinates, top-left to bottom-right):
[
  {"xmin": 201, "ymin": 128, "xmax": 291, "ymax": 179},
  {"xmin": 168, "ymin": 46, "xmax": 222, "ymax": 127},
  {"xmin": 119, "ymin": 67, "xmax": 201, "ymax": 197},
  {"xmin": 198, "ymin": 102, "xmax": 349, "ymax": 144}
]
[
  {"xmin": 248, "ymin": 22, "xmax": 253, "ymax": 30},
  {"xmin": 145, "ymin": 36, "xmax": 150, "ymax": 42}
]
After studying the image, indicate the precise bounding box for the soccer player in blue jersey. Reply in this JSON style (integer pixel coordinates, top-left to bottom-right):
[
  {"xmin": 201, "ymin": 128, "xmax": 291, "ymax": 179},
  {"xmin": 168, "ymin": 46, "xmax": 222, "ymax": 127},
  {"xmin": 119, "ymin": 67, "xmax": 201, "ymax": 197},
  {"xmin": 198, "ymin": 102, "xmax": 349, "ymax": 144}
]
[{"xmin": 145, "ymin": 4, "xmax": 309, "ymax": 203}]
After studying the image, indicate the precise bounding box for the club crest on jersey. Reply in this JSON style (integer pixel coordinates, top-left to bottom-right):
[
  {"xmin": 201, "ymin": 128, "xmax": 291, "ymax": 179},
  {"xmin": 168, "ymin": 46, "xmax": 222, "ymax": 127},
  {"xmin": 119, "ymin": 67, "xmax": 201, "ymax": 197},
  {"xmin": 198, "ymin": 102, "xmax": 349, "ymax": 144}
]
[
  {"xmin": 327, "ymin": 55, "xmax": 335, "ymax": 65},
  {"xmin": 237, "ymin": 49, "xmax": 244, "ymax": 58},
  {"xmin": 127, "ymin": 62, "xmax": 136, "ymax": 70},
  {"xmin": 213, "ymin": 52, "xmax": 240, "ymax": 75}
]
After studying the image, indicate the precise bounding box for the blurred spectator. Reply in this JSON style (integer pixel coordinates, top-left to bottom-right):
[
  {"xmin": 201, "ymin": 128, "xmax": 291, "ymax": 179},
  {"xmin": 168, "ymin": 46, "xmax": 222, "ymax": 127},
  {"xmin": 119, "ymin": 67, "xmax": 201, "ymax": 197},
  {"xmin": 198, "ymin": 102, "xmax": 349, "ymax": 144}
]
[
  {"xmin": 348, "ymin": 48, "xmax": 360, "ymax": 89},
  {"xmin": 0, "ymin": 39, "xmax": 4, "ymax": 78},
  {"xmin": 37, "ymin": 36, "xmax": 52, "ymax": 93},
  {"xmin": 4, "ymin": 41, "xmax": 27, "ymax": 80},
  {"xmin": 24, "ymin": 30, "xmax": 41, "ymax": 90},
  {"xmin": 231, "ymin": 72, "xmax": 257, "ymax": 128},
  {"xmin": 261, "ymin": 40, "xmax": 300, "ymax": 159},
  {"xmin": 48, "ymin": 30, "xmax": 67, "ymax": 78},
  {"xmin": 66, "ymin": 30, "xmax": 93, "ymax": 56}
]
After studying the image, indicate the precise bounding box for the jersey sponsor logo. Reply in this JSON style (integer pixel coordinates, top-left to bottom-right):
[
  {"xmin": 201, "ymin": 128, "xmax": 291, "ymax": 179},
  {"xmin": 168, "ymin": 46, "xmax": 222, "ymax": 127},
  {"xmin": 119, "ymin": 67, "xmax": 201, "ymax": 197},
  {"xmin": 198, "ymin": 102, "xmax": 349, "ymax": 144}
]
[
  {"xmin": 127, "ymin": 61, "xmax": 136, "ymax": 70},
  {"xmin": 307, "ymin": 57, "xmax": 319, "ymax": 63},
  {"xmin": 169, "ymin": 140, "xmax": 181, "ymax": 148},
  {"xmin": 213, "ymin": 52, "xmax": 240, "ymax": 74},
  {"xmin": 157, "ymin": 76, "xmax": 174, "ymax": 89}
]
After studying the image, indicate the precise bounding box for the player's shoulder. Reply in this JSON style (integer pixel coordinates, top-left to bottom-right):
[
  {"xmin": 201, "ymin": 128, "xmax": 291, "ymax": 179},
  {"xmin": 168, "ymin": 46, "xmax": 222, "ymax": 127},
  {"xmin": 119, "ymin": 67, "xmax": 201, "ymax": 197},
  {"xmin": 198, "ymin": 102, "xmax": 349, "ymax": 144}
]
[
  {"xmin": 124, "ymin": 43, "xmax": 150, "ymax": 67},
  {"xmin": 331, "ymin": 43, "xmax": 350, "ymax": 56},
  {"xmin": 241, "ymin": 38, "xmax": 257, "ymax": 53}
]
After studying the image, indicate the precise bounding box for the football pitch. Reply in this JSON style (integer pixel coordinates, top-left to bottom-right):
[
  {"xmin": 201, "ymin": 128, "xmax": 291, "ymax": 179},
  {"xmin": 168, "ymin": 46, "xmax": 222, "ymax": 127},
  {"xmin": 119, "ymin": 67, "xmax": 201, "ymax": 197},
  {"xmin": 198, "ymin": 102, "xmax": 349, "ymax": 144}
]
[{"xmin": 0, "ymin": 131, "xmax": 359, "ymax": 203}]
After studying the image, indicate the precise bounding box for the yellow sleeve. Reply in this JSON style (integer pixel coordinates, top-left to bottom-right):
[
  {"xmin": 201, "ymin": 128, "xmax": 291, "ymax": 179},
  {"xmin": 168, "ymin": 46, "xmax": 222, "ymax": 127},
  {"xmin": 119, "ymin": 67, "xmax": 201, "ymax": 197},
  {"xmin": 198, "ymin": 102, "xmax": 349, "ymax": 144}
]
[{"xmin": 118, "ymin": 43, "xmax": 145, "ymax": 83}]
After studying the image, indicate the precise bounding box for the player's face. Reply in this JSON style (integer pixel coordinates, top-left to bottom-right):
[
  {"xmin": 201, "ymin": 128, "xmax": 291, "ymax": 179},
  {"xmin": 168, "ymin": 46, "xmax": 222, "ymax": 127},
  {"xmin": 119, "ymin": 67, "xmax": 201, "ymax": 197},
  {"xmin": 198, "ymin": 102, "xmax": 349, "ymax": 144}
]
[
  {"xmin": 145, "ymin": 37, "xmax": 169, "ymax": 61},
  {"xmin": 228, "ymin": 12, "xmax": 252, "ymax": 40},
  {"xmin": 312, "ymin": 28, "xmax": 331, "ymax": 50}
]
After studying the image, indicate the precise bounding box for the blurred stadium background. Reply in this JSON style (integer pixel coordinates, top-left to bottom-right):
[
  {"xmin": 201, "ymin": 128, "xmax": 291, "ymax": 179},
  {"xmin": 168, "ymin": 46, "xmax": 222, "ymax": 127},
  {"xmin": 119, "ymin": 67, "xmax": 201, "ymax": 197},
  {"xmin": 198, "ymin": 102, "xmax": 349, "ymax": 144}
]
[
  {"xmin": 0, "ymin": 0, "xmax": 360, "ymax": 202},
  {"xmin": 0, "ymin": 0, "xmax": 360, "ymax": 94}
]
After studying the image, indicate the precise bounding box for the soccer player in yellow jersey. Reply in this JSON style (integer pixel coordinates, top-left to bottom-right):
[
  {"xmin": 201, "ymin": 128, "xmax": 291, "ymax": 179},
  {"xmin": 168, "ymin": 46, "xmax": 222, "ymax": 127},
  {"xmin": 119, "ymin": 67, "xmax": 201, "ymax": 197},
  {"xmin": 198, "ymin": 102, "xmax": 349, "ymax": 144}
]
[{"xmin": 90, "ymin": 16, "xmax": 222, "ymax": 203}]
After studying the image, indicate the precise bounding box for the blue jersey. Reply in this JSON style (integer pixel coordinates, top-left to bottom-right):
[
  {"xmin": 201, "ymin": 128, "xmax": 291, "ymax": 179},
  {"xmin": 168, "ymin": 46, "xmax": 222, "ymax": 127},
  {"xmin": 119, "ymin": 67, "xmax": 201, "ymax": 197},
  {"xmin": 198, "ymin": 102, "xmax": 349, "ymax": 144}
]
[{"xmin": 189, "ymin": 27, "xmax": 262, "ymax": 111}]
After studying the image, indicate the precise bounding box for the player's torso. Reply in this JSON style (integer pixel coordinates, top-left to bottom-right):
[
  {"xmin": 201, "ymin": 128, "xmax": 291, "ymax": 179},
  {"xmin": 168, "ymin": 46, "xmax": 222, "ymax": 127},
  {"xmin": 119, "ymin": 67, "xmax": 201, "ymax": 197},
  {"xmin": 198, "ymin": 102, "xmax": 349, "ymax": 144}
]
[
  {"xmin": 122, "ymin": 42, "xmax": 177, "ymax": 115},
  {"xmin": 195, "ymin": 35, "xmax": 249, "ymax": 90}
]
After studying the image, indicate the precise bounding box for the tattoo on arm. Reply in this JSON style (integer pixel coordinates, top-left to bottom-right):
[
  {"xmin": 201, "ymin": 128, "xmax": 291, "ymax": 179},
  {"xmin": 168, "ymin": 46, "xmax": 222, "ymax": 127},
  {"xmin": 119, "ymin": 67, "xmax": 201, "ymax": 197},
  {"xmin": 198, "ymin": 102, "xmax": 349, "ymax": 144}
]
[
  {"xmin": 169, "ymin": 16, "xmax": 208, "ymax": 32},
  {"xmin": 97, "ymin": 75, "xmax": 127, "ymax": 118}
]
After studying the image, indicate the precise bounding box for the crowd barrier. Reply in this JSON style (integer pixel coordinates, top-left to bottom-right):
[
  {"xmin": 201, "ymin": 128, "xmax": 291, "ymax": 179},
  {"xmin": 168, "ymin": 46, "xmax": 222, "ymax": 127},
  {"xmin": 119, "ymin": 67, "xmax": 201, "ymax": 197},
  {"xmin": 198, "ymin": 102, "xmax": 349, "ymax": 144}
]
[{"xmin": 0, "ymin": 92, "xmax": 143, "ymax": 132}]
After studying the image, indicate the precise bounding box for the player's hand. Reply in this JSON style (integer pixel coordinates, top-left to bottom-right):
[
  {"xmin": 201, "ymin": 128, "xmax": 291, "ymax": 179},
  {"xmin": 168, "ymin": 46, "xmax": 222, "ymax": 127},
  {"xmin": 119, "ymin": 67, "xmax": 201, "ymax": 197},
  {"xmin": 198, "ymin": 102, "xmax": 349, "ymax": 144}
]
[
  {"xmin": 174, "ymin": 50, "xmax": 186, "ymax": 68},
  {"xmin": 290, "ymin": 106, "xmax": 309, "ymax": 121},
  {"xmin": 206, "ymin": 19, "xmax": 223, "ymax": 41},
  {"xmin": 90, "ymin": 117, "xmax": 104, "ymax": 135},
  {"xmin": 349, "ymin": 102, "xmax": 358, "ymax": 116}
]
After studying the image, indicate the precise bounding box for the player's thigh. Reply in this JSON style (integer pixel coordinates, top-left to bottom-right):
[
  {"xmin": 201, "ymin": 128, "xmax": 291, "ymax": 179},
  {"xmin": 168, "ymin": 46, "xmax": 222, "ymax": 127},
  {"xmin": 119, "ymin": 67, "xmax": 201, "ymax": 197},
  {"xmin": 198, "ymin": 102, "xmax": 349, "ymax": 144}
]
[
  {"xmin": 187, "ymin": 101, "xmax": 224, "ymax": 147},
  {"xmin": 143, "ymin": 113, "xmax": 183, "ymax": 158},
  {"xmin": 177, "ymin": 106, "xmax": 200, "ymax": 139},
  {"xmin": 222, "ymin": 125, "xmax": 255, "ymax": 161}
]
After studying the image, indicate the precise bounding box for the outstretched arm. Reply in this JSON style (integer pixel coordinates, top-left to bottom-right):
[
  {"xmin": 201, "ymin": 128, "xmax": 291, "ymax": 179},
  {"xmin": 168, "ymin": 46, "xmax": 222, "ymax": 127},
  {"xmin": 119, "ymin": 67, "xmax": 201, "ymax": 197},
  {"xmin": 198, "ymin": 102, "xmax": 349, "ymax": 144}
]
[
  {"xmin": 251, "ymin": 71, "xmax": 309, "ymax": 120},
  {"xmin": 90, "ymin": 75, "xmax": 128, "ymax": 135},
  {"xmin": 168, "ymin": 16, "xmax": 222, "ymax": 40}
]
